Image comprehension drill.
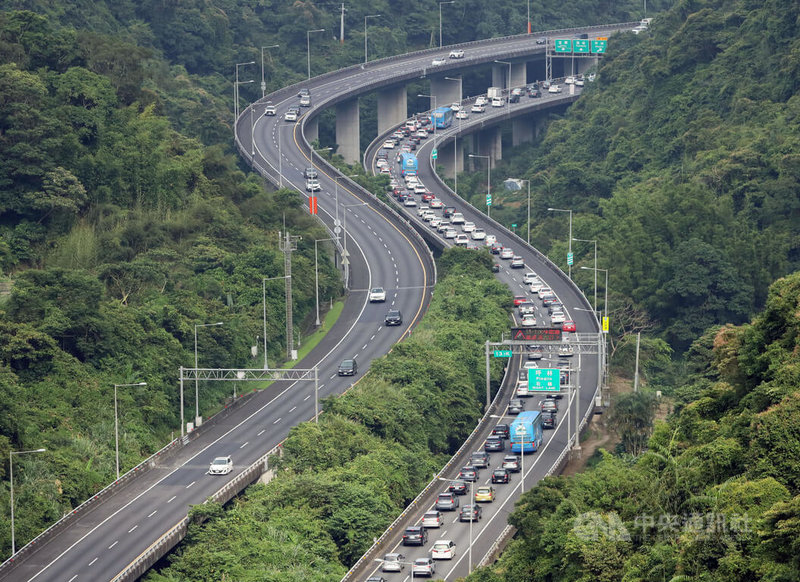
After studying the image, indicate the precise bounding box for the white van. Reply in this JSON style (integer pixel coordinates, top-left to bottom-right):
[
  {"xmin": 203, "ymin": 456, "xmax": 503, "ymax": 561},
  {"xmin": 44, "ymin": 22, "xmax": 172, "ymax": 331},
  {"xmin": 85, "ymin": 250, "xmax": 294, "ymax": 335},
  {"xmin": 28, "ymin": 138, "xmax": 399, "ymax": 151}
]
[{"xmin": 491, "ymin": 97, "xmax": 504, "ymax": 107}]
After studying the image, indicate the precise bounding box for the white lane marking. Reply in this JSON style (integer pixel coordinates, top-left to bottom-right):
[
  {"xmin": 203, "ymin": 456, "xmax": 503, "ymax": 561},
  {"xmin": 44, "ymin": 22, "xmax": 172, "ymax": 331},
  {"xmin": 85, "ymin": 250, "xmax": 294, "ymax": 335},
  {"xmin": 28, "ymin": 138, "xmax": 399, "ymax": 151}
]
[
  {"xmin": 257, "ymin": 429, "xmax": 265, "ymax": 436},
  {"xmin": 127, "ymin": 525, "xmax": 138, "ymax": 533},
  {"xmin": 289, "ymin": 406, "xmax": 297, "ymax": 412},
  {"xmin": 108, "ymin": 541, "xmax": 118, "ymax": 549},
  {"xmin": 167, "ymin": 495, "xmax": 176, "ymax": 504},
  {"xmin": 88, "ymin": 558, "xmax": 98, "ymax": 566},
  {"xmin": 305, "ymin": 394, "xmax": 312, "ymax": 400},
  {"xmin": 273, "ymin": 417, "xmax": 282, "ymax": 424},
  {"xmin": 362, "ymin": 344, "xmax": 368, "ymax": 350},
  {"xmin": 68, "ymin": 577, "xmax": 77, "ymax": 582},
  {"xmin": 185, "ymin": 481, "xmax": 195, "ymax": 489},
  {"xmin": 147, "ymin": 510, "xmax": 157, "ymax": 518},
  {"xmin": 370, "ymin": 334, "xmax": 376, "ymax": 341},
  {"xmin": 240, "ymin": 442, "xmax": 249, "ymax": 449}
]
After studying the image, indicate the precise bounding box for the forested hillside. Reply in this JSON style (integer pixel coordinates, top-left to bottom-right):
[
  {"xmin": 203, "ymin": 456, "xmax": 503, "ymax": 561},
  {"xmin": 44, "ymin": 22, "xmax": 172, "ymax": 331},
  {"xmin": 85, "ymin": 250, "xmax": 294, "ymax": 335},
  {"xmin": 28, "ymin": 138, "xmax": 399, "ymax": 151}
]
[
  {"xmin": 468, "ymin": 0, "xmax": 800, "ymax": 352},
  {"xmin": 467, "ymin": 271, "xmax": 800, "ymax": 582}
]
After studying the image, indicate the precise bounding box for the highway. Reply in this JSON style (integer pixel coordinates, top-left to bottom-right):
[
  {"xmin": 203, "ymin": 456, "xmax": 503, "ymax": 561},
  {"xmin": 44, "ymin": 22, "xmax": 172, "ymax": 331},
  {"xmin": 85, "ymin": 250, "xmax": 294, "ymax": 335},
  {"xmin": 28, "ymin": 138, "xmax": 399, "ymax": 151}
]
[{"xmin": 1, "ymin": 23, "xmax": 632, "ymax": 582}]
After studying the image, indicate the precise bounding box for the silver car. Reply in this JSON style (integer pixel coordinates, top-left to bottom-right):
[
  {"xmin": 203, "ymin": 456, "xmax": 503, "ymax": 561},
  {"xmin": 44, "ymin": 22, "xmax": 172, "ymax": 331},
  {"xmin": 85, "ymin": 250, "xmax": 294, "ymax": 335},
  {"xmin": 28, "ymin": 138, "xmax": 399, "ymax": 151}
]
[{"xmin": 381, "ymin": 552, "xmax": 406, "ymax": 572}]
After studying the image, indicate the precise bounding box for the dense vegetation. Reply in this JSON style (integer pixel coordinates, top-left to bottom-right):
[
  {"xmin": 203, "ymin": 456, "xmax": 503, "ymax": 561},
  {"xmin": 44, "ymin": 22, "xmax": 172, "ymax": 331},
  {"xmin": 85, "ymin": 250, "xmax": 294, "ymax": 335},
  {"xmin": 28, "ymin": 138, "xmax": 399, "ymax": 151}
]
[
  {"xmin": 467, "ymin": 271, "xmax": 800, "ymax": 582},
  {"xmin": 458, "ymin": 0, "xmax": 800, "ymax": 353},
  {"xmin": 146, "ymin": 249, "xmax": 511, "ymax": 580}
]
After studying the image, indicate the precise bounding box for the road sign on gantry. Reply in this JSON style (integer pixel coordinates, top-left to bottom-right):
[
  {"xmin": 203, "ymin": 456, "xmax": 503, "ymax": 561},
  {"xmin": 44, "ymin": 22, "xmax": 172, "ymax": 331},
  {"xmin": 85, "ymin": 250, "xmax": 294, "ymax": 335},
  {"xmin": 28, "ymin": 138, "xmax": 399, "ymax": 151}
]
[
  {"xmin": 573, "ymin": 39, "xmax": 590, "ymax": 53},
  {"xmin": 591, "ymin": 40, "xmax": 608, "ymax": 53},
  {"xmin": 529, "ymin": 368, "xmax": 560, "ymax": 391},
  {"xmin": 554, "ymin": 39, "xmax": 572, "ymax": 53}
]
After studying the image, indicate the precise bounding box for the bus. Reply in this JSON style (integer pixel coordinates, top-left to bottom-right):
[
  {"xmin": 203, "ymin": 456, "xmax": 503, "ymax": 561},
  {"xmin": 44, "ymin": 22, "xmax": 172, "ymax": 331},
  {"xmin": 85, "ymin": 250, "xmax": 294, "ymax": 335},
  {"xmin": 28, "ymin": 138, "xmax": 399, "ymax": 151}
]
[
  {"xmin": 399, "ymin": 152, "xmax": 418, "ymax": 177},
  {"xmin": 430, "ymin": 106, "xmax": 454, "ymax": 129},
  {"xmin": 509, "ymin": 411, "xmax": 543, "ymax": 454}
]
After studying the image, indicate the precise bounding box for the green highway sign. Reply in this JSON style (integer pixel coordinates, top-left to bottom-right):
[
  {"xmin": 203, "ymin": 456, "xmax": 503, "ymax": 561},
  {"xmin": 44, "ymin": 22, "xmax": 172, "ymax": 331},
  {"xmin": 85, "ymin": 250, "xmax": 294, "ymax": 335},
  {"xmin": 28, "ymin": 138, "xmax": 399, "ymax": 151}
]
[
  {"xmin": 573, "ymin": 39, "xmax": 590, "ymax": 53},
  {"xmin": 529, "ymin": 367, "xmax": 560, "ymax": 391},
  {"xmin": 512, "ymin": 223, "xmax": 518, "ymax": 228},
  {"xmin": 486, "ymin": 194, "xmax": 492, "ymax": 206},
  {"xmin": 567, "ymin": 252, "xmax": 574, "ymax": 266},
  {"xmin": 591, "ymin": 40, "xmax": 608, "ymax": 53},
  {"xmin": 432, "ymin": 148, "xmax": 438, "ymax": 159},
  {"xmin": 493, "ymin": 349, "xmax": 512, "ymax": 358},
  {"xmin": 554, "ymin": 39, "xmax": 572, "ymax": 53}
]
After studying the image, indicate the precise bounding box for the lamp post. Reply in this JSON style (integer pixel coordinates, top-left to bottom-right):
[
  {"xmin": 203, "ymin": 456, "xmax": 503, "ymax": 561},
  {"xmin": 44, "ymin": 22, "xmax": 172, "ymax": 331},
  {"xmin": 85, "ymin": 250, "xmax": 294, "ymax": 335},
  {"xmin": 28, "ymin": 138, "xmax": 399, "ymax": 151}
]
[
  {"xmin": 494, "ymin": 59, "xmax": 512, "ymax": 112},
  {"xmin": 334, "ymin": 174, "xmax": 358, "ymax": 224},
  {"xmin": 439, "ymin": 1, "xmax": 455, "ymax": 48},
  {"xmin": 9, "ymin": 448, "xmax": 46, "ymax": 555},
  {"xmin": 314, "ymin": 237, "xmax": 339, "ymax": 326},
  {"xmin": 573, "ymin": 238, "xmax": 597, "ymax": 313},
  {"xmin": 469, "ymin": 154, "xmax": 491, "ymax": 218},
  {"xmin": 445, "ymin": 76, "xmax": 462, "ymax": 195},
  {"xmin": 234, "ymin": 61, "xmax": 256, "ymax": 122},
  {"xmin": 364, "ymin": 14, "xmax": 380, "ymax": 64},
  {"xmin": 194, "ymin": 323, "xmax": 222, "ymax": 426},
  {"xmin": 527, "ymin": 0, "xmax": 531, "ymax": 34},
  {"xmin": 262, "ymin": 276, "xmax": 290, "ymax": 369},
  {"xmin": 307, "ymin": 28, "xmax": 325, "ymax": 80},
  {"xmin": 260, "ymin": 45, "xmax": 279, "ymax": 98},
  {"xmin": 417, "ymin": 93, "xmax": 437, "ymax": 169},
  {"xmin": 581, "ymin": 266, "xmax": 608, "ymax": 321},
  {"xmin": 547, "ymin": 207, "xmax": 573, "ymax": 279},
  {"xmin": 114, "ymin": 382, "xmax": 146, "ymax": 480},
  {"xmin": 342, "ymin": 202, "xmax": 368, "ymax": 290}
]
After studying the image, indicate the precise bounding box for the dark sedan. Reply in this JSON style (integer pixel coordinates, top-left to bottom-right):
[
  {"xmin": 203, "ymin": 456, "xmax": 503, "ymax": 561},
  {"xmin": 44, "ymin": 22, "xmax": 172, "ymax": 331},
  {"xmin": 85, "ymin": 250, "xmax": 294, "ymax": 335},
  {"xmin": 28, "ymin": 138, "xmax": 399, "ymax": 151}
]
[
  {"xmin": 459, "ymin": 504, "xmax": 483, "ymax": 522},
  {"xmin": 448, "ymin": 480, "xmax": 468, "ymax": 495},
  {"xmin": 484, "ymin": 435, "xmax": 505, "ymax": 452},
  {"xmin": 491, "ymin": 468, "xmax": 510, "ymax": 484}
]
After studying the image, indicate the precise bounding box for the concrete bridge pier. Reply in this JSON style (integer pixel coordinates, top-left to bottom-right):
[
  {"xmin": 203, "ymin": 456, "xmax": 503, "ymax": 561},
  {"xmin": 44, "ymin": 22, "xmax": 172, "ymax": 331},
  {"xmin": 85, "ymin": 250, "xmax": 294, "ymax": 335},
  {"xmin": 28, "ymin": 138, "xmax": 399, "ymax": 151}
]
[
  {"xmin": 512, "ymin": 114, "xmax": 535, "ymax": 146},
  {"xmin": 438, "ymin": 137, "xmax": 464, "ymax": 180},
  {"xmin": 469, "ymin": 126, "xmax": 502, "ymax": 168},
  {"xmin": 492, "ymin": 61, "xmax": 528, "ymax": 89},
  {"xmin": 305, "ymin": 116, "xmax": 319, "ymax": 144},
  {"xmin": 377, "ymin": 86, "xmax": 408, "ymax": 135},
  {"xmin": 429, "ymin": 76, "xmax": 462, "ymax": 108},
  {"xmin": 335, "ymin": 98, "xmax": 360, "ymax": 164}
]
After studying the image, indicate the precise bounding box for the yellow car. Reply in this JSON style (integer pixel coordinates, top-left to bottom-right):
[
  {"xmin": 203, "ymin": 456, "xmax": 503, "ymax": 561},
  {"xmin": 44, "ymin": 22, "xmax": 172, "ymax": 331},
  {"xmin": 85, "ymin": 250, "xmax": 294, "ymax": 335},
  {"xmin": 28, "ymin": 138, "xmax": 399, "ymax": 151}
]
[{"xmin": 474, "ymin": 486, "xmax": 495, "ymax": 503}]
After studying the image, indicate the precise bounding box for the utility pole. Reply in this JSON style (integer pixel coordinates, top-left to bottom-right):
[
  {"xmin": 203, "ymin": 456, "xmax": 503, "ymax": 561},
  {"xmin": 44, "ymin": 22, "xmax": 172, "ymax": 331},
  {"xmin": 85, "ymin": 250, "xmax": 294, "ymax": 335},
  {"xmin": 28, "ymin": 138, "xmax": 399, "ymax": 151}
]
[
  {"xmin": 340, "ymin": 3, "xmax": 346, "ymax": 44},
  {"xmin": 634, "ymin": 332, "xmax": 641, "ymax": 392},
  {"xmin": 279, "ymin": 229, "xmax": 301, "ymax": 360}
]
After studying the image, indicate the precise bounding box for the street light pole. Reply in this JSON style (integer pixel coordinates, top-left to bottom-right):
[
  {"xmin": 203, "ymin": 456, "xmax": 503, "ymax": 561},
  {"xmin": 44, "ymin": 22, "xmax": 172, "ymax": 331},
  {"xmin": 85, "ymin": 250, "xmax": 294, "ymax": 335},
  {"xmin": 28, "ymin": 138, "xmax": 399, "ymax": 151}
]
[
  {"xmin": 439, "ymin": 1, "xmax": 455, "ymax": 48},
  {"xmin": 262, "ymin": 276, "xmax": 290, "ymax": 368},
  {"xmin": 260, "ymin": 45, "xmax": 279, "ymax": 98},
  {"xmin": 527, "ymin": 0, "xmax": 531, "ymax": 34},
  {"xmin": 418, "ymin": 94, "xmax": 438, "ymax": 169},
  {"xmin": 114, "ymin": 382, "xmax": 146, "ymax": 479},
  {"xmin": 469, "ymin": 154, "xmax": 491, "ymax": 217},
  {"xmin": 342, "ymin": 202, "xmax": 368, "ymax": 289},
  {"xmin": 314, "ymin": 237, "xmax": 338, "ymax": 326},
  {"xmin": 334, "ymin": 174, "xmax": 358, "ymax": 224},
  {"xmin": 194, "ymin": 323, "xmax": 222, "ymax": 426},
  {"xmin": 364, "ymin": 15, "xmax": 380, "ymax": 64},
  {"xmin": 574, "ymin": 238, "xmax": 598, "ymax": 312},
  {"xmin": 9, "ymin": 448, "xmax": 46, "ymax": 555},
  {"xmin": 547, "ymin": 207, "xmax": 573, "ymax": 278},
  {"xmin": 307, "ymin": 28, "xmax": 325, "ymax": 80},
  {"xmin": 234, "ymin": 61, "xmax": 256, "ymax": 122}
]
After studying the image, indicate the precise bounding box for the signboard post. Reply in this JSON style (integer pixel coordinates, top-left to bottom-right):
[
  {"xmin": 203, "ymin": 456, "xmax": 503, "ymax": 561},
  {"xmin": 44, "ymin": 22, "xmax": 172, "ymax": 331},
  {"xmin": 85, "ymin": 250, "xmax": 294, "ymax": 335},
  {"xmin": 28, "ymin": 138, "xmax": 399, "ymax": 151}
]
[{"xmin": 529, "ymin": 368, "xmax": 560, "ymax": 391}]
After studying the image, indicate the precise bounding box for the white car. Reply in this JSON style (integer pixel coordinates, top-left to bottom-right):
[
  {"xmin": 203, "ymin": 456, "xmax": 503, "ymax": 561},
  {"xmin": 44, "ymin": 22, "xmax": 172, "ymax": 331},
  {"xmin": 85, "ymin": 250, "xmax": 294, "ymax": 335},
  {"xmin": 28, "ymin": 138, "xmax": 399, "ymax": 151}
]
[
  {"xmin": 475, "ymin": 96, "xmax": 488, "ymax": 106},
  {"xmin": 470, "ymin": 104, "xmax": 485, "ymax": 113},
  {"xmin": 403, "ymin": 197, "xmax": 417, "ymax": 207},
  {"xmin": 264, "ymin": 104, "xmax": 276, "ymax": 116},
  {"xmin": 430, "ymin": 217, "xmax": 442, "ymax": 228},
  {"xmin": 485, "ymin": 234, "xmax": 497, "ymax": 245},
  {"xmin": 500, "ymin": 248, "xmax": 514, "ymax": 259},
  {"xmin": 551, "ymin": 311, "xmax": 566, "ymax": 324},
  {"xmin": 437, "ymin": 220, "xmax": 451, "ymax": 233},
  {"xmin": 416, "ymin": 129, "xmax": 429, "ymax": 138},
  {"xmin": 450, "ymin": 212, "xmax": 465, "ymax": 224},
  {"xmin": 521, "ymin": 313, "xmax": 537, "ymax": 327},
  {"xmin": 523, "ymin": 272, "xmax": 539, "ymax": 284},
  {"xmin": 462, "ymin": 221, "xmax": 476, "ymax": 233},
  {"xmin": 564, "ymin": 76, "xmax": 575, "ymax": 84},
  {"xmin": 382, "ymin": 140, "xmax": 395, "ymax": 149},
  {"xmin": 422, "ymin": 510, "xmax": 444, "ymax": 528},
  {"xmin": 209, "ymin": 456, "xmax": 233, "ymax": 475},
  {"xmin": 445, "ymin": 228, "xmax": 457, "ymax": 239},
  {"xmin": 450, "ymin": 102, "xmax": 461, "ymax": 111},
  {"xmin": 471, "ymin": 228, "xmax": 486, "ymax": 240},
  {"xmin": 455, "ymin": 110, "xmax": 469, "ymax": 119},
  {"xmin": 517, "ymin": 380, "xmax": 531, "ymax": 397},
  {"xmin": 422, "ymin": 210, "xmax": 436, "ymax": 222},
  {"xmin": 575, "ymin": 77, "xmax": 585, "ymax": 86},
  {"xmin": 417, "ymin": 205, "xmax": 431, "ymax": 216},
  {"xmin": 491, "ymin": 97, "xmax": 504, "ymax": 107},
  {"xmin": 305, "ymin": 179, "xmax": 321, "ymax": 192},
  {"xmin": 429, "ymin": 198, "xmax": 444, "ymax": 208},
  {"xmin": 510, "ymin": 256, "xmax": 525, "ymax": 269},
  {"xmin": 548, "ymin": 84, "xmax": 562, "ymax": 93},
  {"xmin": 537, "ymin": 286, "xmax": 553, "ymax": 299},
  {"xmin": 369, "ymin": 287, "xmax": 387, "ymax": 302},
  {"xmin": 431, "ymin": 57, "xmax": 447, "ymax": 66},
  {"xmin": 455, "ymin": 234, "xmax": 469, "ymax": 246},
  {"xmin": 530, "ymin": 281, "xmax": 545, "ymax": 293},
  {"xmin": 431, "ymin": 539, "xmax": 457, "ymax": 560},
  {"xmin": 449, "ymin": 49, "xmax": 465, "ymax": 59},
  {"xmin": 414, "ymin": 184, "xmax": 428, "ymax": 194},
  {"xmin": 284, "ymin": 109, "xmax": 298, "ymax": 121}
]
